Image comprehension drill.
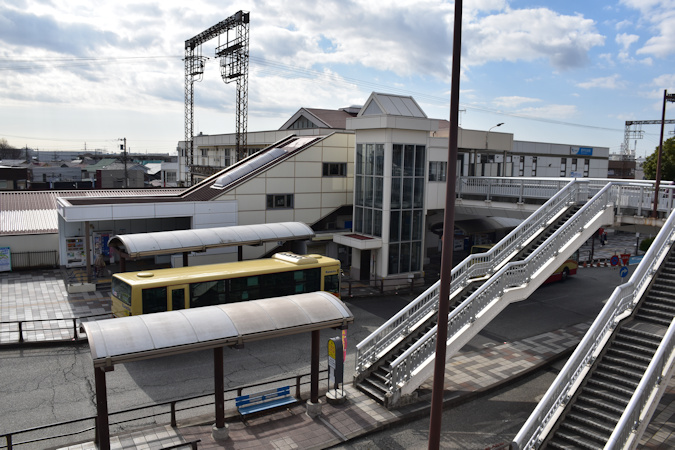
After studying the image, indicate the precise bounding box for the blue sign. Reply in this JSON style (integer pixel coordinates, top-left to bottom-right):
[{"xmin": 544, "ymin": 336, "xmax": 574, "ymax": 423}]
[
  {"xmin": 620, "ymin": 266, "xmax": 629, "ymax": 279},
  {"xmin": 572, "ymin": 147, "xmax": 593, "ymax": 156},
  {"xmin": 629, "ymin": 255, "xmax": 643, "ymax": 265},
  {"xmin": 610, "ymin": 255, "xmax": 620, "ymax": 266}
]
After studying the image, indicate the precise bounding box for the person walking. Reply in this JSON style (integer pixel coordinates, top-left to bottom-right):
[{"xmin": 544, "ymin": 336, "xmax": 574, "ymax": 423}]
[{"xmin": 94, "ymin": 254, "xmax": 106, "ymax": 278}]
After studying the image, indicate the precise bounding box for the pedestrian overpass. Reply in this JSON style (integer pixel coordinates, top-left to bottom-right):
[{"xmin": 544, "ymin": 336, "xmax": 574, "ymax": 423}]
[{"xmin": 353, "ymin": 177, "xmax": 675, "ymax": 449}]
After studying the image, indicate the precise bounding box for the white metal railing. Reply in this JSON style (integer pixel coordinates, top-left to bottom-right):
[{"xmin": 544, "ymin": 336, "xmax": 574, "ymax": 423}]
[
  {"xmin": 388, "ymin": 183, "xmax": 614, "ymax": 392},
  {"xmin": 457, "ymin": 177, "xmax": 675, "ymax": 215},
  {"xmin": 511, "ymin": 204, "xmax": 675, "ymax": 450},
  {"xmin": 355, "ymin": 178, "xmax": 585, "ymax": 375}
]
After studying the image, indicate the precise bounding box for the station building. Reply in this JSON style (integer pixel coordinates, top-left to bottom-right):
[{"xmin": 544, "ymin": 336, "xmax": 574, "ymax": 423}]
[{"xmin": 1, "ymin": 92, "xmax": 609, "ymax": 284}]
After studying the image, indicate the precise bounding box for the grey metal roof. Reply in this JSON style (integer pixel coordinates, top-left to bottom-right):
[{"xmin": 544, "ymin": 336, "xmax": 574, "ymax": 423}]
[
  {"xmin": 0, "ymin": 189, "xmax": 184, "ymax": 235},
  {"xmin": 81, "ymin": 292, "xmax": 354, "ymax": 368},
  {"xmin": 108, "ymin": 222, "xmax": 315, "ymax": 258},
  {"xmin": 359, "ymin": 92, "xmax": 427, "ymax": 118}
]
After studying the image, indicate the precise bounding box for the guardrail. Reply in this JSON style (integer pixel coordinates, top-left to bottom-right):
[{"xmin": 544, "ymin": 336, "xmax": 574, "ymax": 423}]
[
  {"xmin": 388, "ymin": 183, "xmax": 614, "ymax": 394},
  {"xmin": 355, "ymin": 178, "xmax": 585, "ymax": 375},
  {"xmin": 0, "ymin": 314, "xmax": 111, "ymax": 346},
  {"xmin": 0, "ymin": 369, "xmax": 329, "ymax": 450},
  {"xmin": 511, "ymin": 200, "xmax": 675, "ymax": 450}
]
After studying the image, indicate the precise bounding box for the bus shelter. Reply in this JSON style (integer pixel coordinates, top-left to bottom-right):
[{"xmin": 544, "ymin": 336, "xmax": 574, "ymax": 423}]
[
  {"xmin": 107, "ymin": 222, "xmax": 315, "ymax": 271},
  {"xmin": 81, "ymin": 291, "xmax": 353, "ymax": 449}
]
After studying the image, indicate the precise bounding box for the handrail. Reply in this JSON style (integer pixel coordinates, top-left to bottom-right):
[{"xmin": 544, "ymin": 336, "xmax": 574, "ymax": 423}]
[
  {"xmin": 0, "ymin": 314, "xmax": 112, "ymax": 345},
  {"xmin": 388, "ymin": 183, "xmax": 614, "ymax": 391},
  {"xmin": 354, "ymin": 178, "xmax": 584, "ymax": 374},
  {"xmin": 511, "ymin": 201, "xmax": 675, "ymax": 450}
]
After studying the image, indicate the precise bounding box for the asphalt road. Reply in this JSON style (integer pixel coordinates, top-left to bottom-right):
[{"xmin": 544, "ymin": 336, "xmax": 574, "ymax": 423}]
[{"xmin": 0, "ymin": 266, "xmax": 619, "ymax": 447}]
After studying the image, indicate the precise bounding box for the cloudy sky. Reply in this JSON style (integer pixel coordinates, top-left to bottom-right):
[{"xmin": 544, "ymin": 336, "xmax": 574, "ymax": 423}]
[{"xmin": 1, "ymin": 0, "xmax": 674, "ymax": 158}]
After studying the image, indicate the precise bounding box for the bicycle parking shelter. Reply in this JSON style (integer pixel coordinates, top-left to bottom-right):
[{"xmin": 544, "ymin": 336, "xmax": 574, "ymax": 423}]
[{"xmin": 81, "ymin": 291, "xmax": 354, "ymax": 450}]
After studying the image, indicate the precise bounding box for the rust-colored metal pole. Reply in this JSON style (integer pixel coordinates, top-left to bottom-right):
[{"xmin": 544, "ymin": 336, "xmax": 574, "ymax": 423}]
[{"xmin": 428, "ymin": 1, "xmax": 462, "ymax": 448}]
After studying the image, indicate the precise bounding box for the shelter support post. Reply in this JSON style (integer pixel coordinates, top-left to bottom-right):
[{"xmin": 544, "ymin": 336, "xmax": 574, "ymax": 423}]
[
  {"xmin": 238, "ymin": 245, "xmax": 243, "ymax": 261},
  {"xmin": 94, "ymin": 367, "xmax": 110, "ymax": 450},
  {"xmin": 212, "ymin": 346, "xmax": 229, "ymax": 440},
  {"xmin": 306, "ymin": 329, "xmax": 322, "ymax": 417},
  {"xmin": 85, "ymin": 221, "xmax": 92, "ymax": 283},
  {"xmin": 183, "ymin": 252, "xmax": 189, "ymax": 267},
  {"xmin": 120, "ymin": 256, "xmax": 126, "ymax": 273}
]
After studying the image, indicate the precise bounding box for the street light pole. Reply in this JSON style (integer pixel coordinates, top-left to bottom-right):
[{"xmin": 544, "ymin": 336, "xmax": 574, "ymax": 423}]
[{"xmin": 652, "ymin": 90, "xmax": 675, "ymax": 218}]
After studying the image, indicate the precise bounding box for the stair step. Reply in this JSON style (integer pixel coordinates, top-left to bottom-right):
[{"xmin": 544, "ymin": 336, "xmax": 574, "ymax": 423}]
[
  {"xmin": 582, "ymin": 386, "xmax": 630, "ymax": 407},
  {"xmin": 576, "ymin": 397, "xmax": 626, "ymax": 416},
  {"xmin": 561, "ymin": 416, "xmax": 613, "ymax": 440},
  {"xmin": 586, "ymin": 379, "xmax": 635, "ymax": 398},
  {"xmin": 594, "ymin": 370, "xmax": 639, "ymax": 389},
  {"xmin": 551, "ymin": 429, "xmax": 604, "ymax": 450},
  {"xmin": 572, "ymin": 403, "xmax": 621, "ymax": 425},
  {"xmin": 356, "ymin": 380, "xmax": 386, "ymax": 403},
  {"xmin": 596, "ymin": 362, "xmax": 644, "ymax": 381},
  {"xmin": 602, "ymin": 355, "xmax": 648, "ymax": 372},
  {"xmin": 635, "ymin": 313, "xmax": 672, "ymax": 327},
  {"xmin": 606, "ymin": 347, "xmax": 654, "ymax": 364}
]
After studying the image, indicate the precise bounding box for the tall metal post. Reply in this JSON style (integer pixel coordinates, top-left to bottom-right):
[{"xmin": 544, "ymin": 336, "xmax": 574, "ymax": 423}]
[{"xmin": 428, "ymin": 1, "xmax": 462, "ymax": 448}]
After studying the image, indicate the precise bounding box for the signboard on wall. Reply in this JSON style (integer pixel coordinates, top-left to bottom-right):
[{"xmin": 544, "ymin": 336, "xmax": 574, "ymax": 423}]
[
  {"xmin": 571, "ymin": 147, "xmax": 593, "ymax": 156},
  {"xmin": 0, "ymin": 247, "xmax": 11, "ymax": 272}
]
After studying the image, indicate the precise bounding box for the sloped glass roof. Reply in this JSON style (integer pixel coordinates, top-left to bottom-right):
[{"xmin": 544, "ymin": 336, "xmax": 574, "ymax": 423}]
[
  {"xmin": 81, "ymin": 292, "xmax": 354, "ymax": 368},
  {"xmin": 108, "ymin": 222, "xmax": 315, "ymax": 258}
]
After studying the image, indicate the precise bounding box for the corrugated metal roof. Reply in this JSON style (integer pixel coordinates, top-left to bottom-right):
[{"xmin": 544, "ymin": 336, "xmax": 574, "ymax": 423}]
[
  {"xmin": 0, "ymin": 189, "xmax": 183, "ymax": 235},
  {"xmin": 359, "ymin": 92, "xmax": 427, "ymax": 118}
]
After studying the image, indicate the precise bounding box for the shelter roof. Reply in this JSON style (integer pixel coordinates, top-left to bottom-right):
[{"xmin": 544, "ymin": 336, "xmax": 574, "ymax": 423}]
[
  {"xmin": 81, "ymin": 292, "xmax": 354, "ymax": 368},
  {"xmin": 108, "ymin": 222, "xmax": 315, "ymax": 258}
]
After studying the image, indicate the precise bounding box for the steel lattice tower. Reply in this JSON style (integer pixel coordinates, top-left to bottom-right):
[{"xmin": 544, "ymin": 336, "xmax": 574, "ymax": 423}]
[{"xmin": 184, "ymin": 11, "xmax": 249, "ymax": 186}]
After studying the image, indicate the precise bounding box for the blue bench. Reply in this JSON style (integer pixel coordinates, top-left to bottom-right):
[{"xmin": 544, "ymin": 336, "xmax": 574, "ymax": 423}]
[{"xmin": 235, "ymin": 386, "xmax": 296, "ymax": 417}]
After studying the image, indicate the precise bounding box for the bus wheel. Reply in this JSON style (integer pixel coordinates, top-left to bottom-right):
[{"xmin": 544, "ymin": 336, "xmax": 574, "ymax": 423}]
[{"xmin": 561, "ymin": 267, "xmax": 570, "ymax": 281}]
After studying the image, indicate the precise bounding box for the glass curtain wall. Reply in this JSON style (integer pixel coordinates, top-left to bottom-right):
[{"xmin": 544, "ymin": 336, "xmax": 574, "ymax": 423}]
[
  {"xmin": 354, "ymin": 144, "xmax": 384, "ymax": 237},
  {"xmin": 389, "ymin": 144, "xmax": 425, "ymax": 275}
]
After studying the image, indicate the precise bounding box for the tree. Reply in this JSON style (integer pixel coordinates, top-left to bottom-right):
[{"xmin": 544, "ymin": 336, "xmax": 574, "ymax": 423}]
[
  {"xmin": 643, "ymin": 136, "xmax": 675, "ymax": 181},
  {"xmin": 0, "ymin": 138, "xmax": 24, "ymax": 159}
]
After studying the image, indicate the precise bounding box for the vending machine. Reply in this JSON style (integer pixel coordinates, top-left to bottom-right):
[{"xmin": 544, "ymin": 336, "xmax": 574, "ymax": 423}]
[{"xmin": 65, "ymin": 237, "xmax": 87, "ymax": 267}]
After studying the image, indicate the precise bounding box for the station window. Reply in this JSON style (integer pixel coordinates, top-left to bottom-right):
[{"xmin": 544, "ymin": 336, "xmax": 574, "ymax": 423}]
[
  {"xmin": 266, "ymin": 194, "xmax": 294, "ymax": 209},
  {"xmin": 429, "ymin": 161, "xmax": 447, "ymax": 182},
  {"xmin": 323, "ymin": 162, "xmax": 347, "ymax": 176}
]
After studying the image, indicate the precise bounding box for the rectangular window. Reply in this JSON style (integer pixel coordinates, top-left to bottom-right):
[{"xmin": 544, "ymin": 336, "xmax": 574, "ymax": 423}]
[
  {"xmin": 201, "ymin": 149, "xmax": 208, "ymax": 157},
  {"xmin": 322, "ymin": 162, "xmax": 347, "ymax": 176},
  {"xmin": 429, "ymin": 161, "xmax": 447, "ymax": 182},
  {"xmin": 560, "ymin": 158, "xmax": 567, "ymax": 177},
  {"xmin": 519, "ymin": 156, "xmax": 525, "ymax": 177},
  {"xmin": 571, "ymin": 158, "xmax": 577, "ymax": 171},
  {"xmin": 190, "ymin": 280, "xmax": 226, "ymax": 308},
  {"xmin": 531, "ymin": 157, "xmax": 537, "ymax": 176},
  {"xmin": 266, "ymin": 194, "xmax": 294, "ymax": 209},
  {"xmin": 356, "ymin": 144, "xmax": 364, "ymax": 175},
  {"xmin": 584, "ymin": 159, "xmax": 590, "ymax": 177},
  {"xmin": 142, "ymin": 287, "xmax": 167, "ymax": 314}
]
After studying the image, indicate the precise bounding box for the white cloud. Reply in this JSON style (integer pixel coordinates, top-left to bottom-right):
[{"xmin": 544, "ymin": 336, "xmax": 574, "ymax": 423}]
[
  {"xmin": 577, "ymin": 74, "xmax": 628, "ymax": 89},
  {"xmin": 621, "ymin": 0, "xmax": 675, "ymax": 57},
  {"xmin": 517, "ymin": 104, "xmax": 578, "ymax": 120},
  {"xmin": 464, "ymin": 8, "xmax": 605, "ymax": 70},
  {"xmin": 493, "ymin": 96, "xmax": 541, "ymax": 108}
]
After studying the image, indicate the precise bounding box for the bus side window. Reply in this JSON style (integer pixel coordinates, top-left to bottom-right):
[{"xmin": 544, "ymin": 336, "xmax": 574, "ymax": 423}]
[
  {"xmin": 190, "ymin": 280, "xmax": 225, "ymax": 308},
  {"xmin": 142, "ymin": 287, "xmax": 168, "ymax": 314},
  {"xmin": 324, "ymin": 274, "xmax": 339, "ymax": 295}
]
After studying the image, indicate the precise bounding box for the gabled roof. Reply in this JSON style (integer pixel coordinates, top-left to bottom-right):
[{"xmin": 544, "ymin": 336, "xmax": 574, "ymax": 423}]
[
  {"xmin": 279, "ymin": 107, "xmax": 358, "ymax": 130},
  {"xmin": 358, "ymin": 92, "xmax": 427, "ymax": 118}
]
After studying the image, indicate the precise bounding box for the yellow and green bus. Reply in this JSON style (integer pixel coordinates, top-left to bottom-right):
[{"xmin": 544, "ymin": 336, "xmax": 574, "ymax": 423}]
[{"xmin": 111, "ymin": 252, "xmax": 341, "ymax": 317}]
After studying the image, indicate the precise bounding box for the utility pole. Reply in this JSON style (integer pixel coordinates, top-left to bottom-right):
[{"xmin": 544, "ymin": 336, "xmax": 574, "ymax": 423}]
[
  {"xmin": 653, "ymin": 90, "xmax": 675, "ymax": 218},
  {"xmin": 119, "ymin": 138, "xmax": 128, "ymax": 189},
  {"xmin": 428, "ymin": 0, "xmax": 462, "ymax": 448}
]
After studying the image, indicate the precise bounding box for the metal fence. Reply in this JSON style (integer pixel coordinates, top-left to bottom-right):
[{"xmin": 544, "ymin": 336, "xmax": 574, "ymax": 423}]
[{"xmin": 9, "ymin": 250, "xmax": 58, "ymax": 270}]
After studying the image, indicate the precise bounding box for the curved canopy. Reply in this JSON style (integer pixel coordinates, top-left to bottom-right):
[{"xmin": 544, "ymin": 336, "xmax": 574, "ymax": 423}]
[
  {"xmin": 81, "ymin": 292, "xmax": 353, "ymax": 368},
  {"xmin": 107, "ymin": 222, "xmax": 315, "ymax": 258}
]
